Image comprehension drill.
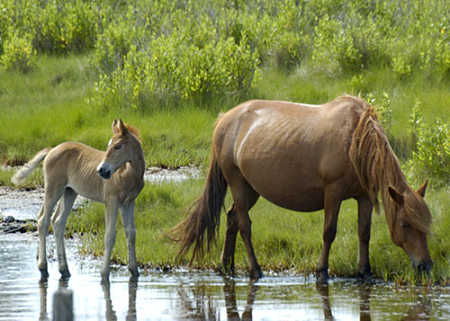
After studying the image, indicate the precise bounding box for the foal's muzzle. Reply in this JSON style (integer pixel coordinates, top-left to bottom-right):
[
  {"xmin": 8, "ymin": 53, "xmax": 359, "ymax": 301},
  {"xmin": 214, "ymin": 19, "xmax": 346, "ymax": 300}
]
[{"xmin": 97, "ymin": 162, "xmax": 113, "ymax": 179}]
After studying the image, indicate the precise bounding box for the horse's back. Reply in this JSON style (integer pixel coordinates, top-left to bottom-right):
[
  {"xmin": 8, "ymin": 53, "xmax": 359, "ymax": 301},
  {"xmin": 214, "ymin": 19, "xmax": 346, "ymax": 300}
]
[{"xmin": 214, "ymin": 96, "xmax": 368, "ymax": 211}]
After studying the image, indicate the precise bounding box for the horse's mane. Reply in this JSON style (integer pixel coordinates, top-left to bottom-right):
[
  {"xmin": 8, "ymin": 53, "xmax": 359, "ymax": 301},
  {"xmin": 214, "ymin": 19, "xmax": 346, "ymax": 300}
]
[
  {"xmin": 125, "ymin": 124, "xmax": 142, "ymax": 143},
  {"xmin": 349, "ymin": 104, "xmax": 431, "ymax": 233}
]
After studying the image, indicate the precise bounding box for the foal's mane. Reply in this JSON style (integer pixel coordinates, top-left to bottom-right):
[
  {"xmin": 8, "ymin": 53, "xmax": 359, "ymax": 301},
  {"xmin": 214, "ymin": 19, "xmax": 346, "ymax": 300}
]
[
  {"xmin": 349, "ymin": 102, "xmax": 431, "ymax": 233},
  {"xmin": 125, "ymin": 124, "xmax": 142, "ymax": 143}
]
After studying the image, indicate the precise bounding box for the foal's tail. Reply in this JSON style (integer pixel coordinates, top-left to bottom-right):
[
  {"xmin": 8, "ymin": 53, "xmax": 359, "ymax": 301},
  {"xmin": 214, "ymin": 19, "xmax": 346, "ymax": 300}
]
[
  {"xmin": 170, "ymin": 152, "xmax": 227, "ymax": 261},
  {"xmin": 11, "ymin": 148, "xmax": 51, "ymax": 185}
]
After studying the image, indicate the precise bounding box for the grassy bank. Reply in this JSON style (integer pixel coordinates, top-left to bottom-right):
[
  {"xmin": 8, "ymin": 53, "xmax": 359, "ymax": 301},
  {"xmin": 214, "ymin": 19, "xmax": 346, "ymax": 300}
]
[
  {"xmin": 0, "ymin": 0, "xmax": 448, "ymax": 283},
  {"xmin": 65, "ymin": 179, "xmax": 449, "ymax": 284}
]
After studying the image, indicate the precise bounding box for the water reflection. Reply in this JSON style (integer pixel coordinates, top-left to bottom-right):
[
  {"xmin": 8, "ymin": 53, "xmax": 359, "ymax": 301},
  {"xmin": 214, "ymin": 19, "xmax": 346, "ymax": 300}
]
[
  {"xmin": 34, "ymin": 271, "xmax": 440, "ymax": 321},
  {"xmin": 102, "ymin": 279, "xmax": 137, "ymax": 321},
  {"xmin": 223, "ymin": 279, "xmax": 258, "ymax": 321}
]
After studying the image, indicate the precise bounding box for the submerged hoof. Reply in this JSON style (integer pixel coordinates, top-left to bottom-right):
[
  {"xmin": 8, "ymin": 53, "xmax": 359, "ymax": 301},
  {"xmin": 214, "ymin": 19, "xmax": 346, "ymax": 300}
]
[
  {"xmin": 249, "ymin": 268, "xmax": 263, "ymax": 281},
  {"xmin": 129, "ymin": 267, "xmax": 139, "ymax": 278},
  {"xmin": 315, "ymin": 269, "xmax": 329, "ymax": 284},
  {"xmin": 357, "ymin": 270, "xmax": 374, "ymax": 283},
  {"xmin": 39, "ymin": 268, "xmax": 49, "ymax": 282},
  {"xmin": 217, "ymin": 264, "xmax": 235, "ymax": 277},
  {"xmin": 59, "ymin": 269, "xmax": 71, "ymax": 281}
]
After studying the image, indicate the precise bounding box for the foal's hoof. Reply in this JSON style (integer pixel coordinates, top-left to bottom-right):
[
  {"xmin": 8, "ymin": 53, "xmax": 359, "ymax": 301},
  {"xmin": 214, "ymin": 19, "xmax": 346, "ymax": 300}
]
[
  {"xmin": 59, "ymin": 269, "xmax": 71, "ymax": 281},
  {"xmin": 315, "ymin": 269, "xmax": 329, "ymax": 284},
  {"xmin": 39, "ymin": 268, "xmax": 49, "ymax": 282}
]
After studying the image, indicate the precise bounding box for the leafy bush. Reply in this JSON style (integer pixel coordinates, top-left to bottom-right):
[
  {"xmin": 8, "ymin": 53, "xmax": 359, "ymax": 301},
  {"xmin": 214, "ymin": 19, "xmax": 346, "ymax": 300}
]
[
  {"xmin": 1, "ymin": 31, "xmax": 36, "ymax": 73},
  {"xmin": 409, "ymin": 102, "xmax": 450, "ymax": 186}
]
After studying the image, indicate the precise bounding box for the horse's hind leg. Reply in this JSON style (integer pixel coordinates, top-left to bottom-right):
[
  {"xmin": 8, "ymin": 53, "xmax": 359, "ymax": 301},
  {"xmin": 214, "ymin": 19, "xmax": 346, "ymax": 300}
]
[
  {"xmin": 227, "ymin": 174, "xmax": 260, "ymax": 279},
  {"xmin": 37, "ymin": 187, "xmax": 64, "ymax": 281},
  {"xmin": 220, "ymin": 204, "xmax": 238, "ymax": 275},
  {"xmin": 51, "ymin": 188, "xmax": 77, "ymax": 280},
  {"xmin": 120, "ymin": 201, "xmax": 138, "ymax": 279}
]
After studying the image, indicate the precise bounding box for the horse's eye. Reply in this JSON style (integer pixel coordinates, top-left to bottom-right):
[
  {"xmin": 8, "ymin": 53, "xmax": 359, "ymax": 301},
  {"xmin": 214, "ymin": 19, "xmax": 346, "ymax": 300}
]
[
  {"xmin": 114, "ymin": 144, "xmax": 122, "ymax": 150},
  {"xmin": 400, "ymin": 221, "xmax": 410, "ymax": 229}
]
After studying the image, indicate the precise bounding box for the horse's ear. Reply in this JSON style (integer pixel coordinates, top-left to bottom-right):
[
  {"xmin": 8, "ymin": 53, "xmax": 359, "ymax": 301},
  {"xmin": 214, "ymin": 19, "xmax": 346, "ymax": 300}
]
[
  {"xmin": 417, "ymin": 180, "xmax": 428, "ymax": 198},
  {"xmin": 117, "ymin": 119, "xmax": 128, "ymax": 134},
  {"xmin": 388, "ymin": 186, "xmax": 404, "ymax": 207},
  {"xmin": 112, "ymin": 119, "xmax": 120, "ymax": 134}
]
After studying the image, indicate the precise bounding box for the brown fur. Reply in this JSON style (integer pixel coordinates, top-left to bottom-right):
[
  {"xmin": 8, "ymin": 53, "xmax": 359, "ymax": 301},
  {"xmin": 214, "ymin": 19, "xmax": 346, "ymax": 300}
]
[
  {"xmin": 12, "ymin": 120, "xmax": 145, "ymax": 282},
  {"xmin": 171, "ymin": 95, "xmax": 433, "ymax": 279}
]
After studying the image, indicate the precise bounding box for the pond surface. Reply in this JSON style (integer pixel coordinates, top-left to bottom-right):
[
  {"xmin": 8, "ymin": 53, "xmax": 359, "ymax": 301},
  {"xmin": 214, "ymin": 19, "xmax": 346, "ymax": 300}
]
[
  {"xmin": 0, "ymin": 167, "xmax": 449, "ymax": 321},
  {"xmin": 0, "ymin": 232, "xmax": 449, "ymax": 321}
]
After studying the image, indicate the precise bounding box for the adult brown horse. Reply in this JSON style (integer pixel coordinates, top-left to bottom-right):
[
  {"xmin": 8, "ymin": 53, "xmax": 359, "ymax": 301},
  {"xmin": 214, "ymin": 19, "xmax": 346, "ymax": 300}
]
[
  {"xmin": 12, "ymin": 120, "xmax": 145, "ymax": 283},
  {"xmin": 172, "ymin": 95, "xmax": 432, "ymax": 281}
]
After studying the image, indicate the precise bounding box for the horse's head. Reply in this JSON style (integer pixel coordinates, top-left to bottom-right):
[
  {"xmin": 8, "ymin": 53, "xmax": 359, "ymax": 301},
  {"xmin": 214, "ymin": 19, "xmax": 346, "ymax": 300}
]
[
  {"xmin": 388, "ymin": 181, "xmax": 433, "ymax": 274},
  {"xmin": 97, "ymin": 119, "xmax": 141, "ymax": 179}
]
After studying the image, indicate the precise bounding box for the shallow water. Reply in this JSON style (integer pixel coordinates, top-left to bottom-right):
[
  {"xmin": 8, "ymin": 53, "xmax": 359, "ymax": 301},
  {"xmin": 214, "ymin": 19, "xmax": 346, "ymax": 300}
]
[
  {"xmin": 0, "ymin": 233, "xmax": 449, "ymax": 321},
  {"xmin": 0, "ymin": 167, "xmax": 449, "ymax": 320}
]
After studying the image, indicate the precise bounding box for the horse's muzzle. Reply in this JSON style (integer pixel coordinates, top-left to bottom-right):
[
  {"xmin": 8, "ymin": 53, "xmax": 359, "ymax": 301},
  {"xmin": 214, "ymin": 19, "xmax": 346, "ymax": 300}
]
[{"xmin": 97, "ymin": 162, "xmax": 113, "ymax": 179}]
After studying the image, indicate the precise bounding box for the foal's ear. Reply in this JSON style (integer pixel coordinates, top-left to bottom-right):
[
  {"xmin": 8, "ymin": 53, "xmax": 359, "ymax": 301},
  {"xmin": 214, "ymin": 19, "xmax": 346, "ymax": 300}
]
[
  {"xmin": 388, "ymin": 186, "xmax": 404, "ymax": 207},
  {"xmin": 112, "ymin": 119, "xmax": 120, "ymax": 134},
  {"xmin": 417, "ymin": 180, "xmax": 428, "ymax": 198},
  {"xmin": 112, "ymin": 119, "xmax": 128, "ymax": 135},
  {"xmin": 117, "ymin": 119, "xmax": 128, "ymax": 134}
]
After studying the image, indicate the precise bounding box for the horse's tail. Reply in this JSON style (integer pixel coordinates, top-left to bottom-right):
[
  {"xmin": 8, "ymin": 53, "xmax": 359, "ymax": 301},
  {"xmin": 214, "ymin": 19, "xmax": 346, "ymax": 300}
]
[
  {"xmin": 11, "ymin": 148, "xmax": 51, "ymax": 185},
  {"xmin": 170, "ymin": 151, "xmax": 227, "ymax": 261}
]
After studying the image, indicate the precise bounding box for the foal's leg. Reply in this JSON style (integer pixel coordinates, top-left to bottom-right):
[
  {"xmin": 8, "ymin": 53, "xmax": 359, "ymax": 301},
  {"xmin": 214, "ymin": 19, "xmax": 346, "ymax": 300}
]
[
  {"xmin": 228, "ymin": 176, "xmax": 260, "ymax": 279},
  {"xmin": 357, "ymin": 197, "xmax": 373, "ymax": 278},
  {"xmin": 37, "ymin": 188, "xmax": 64, "ymax": 280},
  {"xmin": 317, "ymin": 185, "xmax": 342, "ymax": 283},
  {"xmin": 51, "ymin": 188, "xmax": 77, "ymax": 279},
  {"xmin": 101, "ymin": 199, "xmax": 119, "ymax": 283},
  {"xmin": 120, "ymin": 201, "xmax": 139, "ymax": 279}
]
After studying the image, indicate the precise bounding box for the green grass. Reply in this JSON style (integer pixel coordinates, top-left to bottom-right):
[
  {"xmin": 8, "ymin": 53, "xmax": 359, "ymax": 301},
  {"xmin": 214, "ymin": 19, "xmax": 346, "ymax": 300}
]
[
  {"xmin": 0, "ymin": 53, "xmax": 447, "ymax": 282},
  {"xmin": 66, "ymin": 179, "xmax": 449, "ymax": 284}
]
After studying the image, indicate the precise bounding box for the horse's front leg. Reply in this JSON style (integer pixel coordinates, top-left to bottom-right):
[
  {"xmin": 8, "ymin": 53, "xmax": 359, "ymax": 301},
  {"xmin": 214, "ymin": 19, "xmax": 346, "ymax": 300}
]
[
  {"xmin": 357, "ymin": 197, "xmax": 373, "ymax": 279},
  {"xmin": 37, "ymin": 190, "xmax": 61, "ymax": 281},
  {"xmin": 101, "ymin": 199, "xmax": 119, "ymax": 283},
  {"xmin": 317, "ymin": 187, "xmax": 342, "ymax": 283},
  {"xmin": 120, "ymin": 201, "xmax": 139, "ymax": 279}
]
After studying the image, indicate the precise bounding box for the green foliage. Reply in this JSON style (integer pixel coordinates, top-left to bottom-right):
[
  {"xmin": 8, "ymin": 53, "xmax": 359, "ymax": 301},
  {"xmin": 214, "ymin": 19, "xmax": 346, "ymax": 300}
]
[
  {"xmin": 1, "ymin": 31, "xmax": 36, "ymax": 73},
  {"xmin": 409, "ymin": 102, "xmax": 450, "ymax": 186}
]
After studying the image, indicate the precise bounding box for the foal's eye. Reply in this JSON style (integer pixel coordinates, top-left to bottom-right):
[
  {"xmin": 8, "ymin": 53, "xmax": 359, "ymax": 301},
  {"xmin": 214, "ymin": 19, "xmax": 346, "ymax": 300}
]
[{"xmin": 114, "ymin": 144, "xmax": 122, "ymax": 150}]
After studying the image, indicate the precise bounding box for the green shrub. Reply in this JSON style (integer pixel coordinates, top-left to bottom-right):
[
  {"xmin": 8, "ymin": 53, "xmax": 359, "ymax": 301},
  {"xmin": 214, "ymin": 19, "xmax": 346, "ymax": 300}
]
[
  {"xmin": 1, "ymin": 31, "xmax": 36, "ymax": 73},
  {"xmin": 409, "ymin": 102, "xmax": 450, "ymax": 186}
]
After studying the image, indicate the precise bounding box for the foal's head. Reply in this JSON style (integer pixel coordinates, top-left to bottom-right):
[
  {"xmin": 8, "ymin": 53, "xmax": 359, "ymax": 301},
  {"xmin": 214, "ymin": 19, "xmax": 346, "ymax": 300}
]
[
  {"xmin": 388, "ymin": 181, "xmax": 433, "ymax": 274},
  {"xmin": 97, "ymin": 119, "xmax": 142, "ymax": 179}
]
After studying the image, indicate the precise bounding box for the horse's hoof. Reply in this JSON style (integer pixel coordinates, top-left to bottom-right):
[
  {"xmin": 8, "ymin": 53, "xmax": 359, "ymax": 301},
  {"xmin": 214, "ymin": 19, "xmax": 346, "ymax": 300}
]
[
  {"xmin": 357, "ymin": 270, "xmax": 373, "ymax": 282},
  {"xmin": 249, "ymin": 269, "xmax": 263, "ymax": 281},
  {"xmin": 315, "ymin": 269, "xmax": 329, "ymax": 283},
  {"xmin": 217, "ymin": 264, "xmax": 235, "ymax": 277}
]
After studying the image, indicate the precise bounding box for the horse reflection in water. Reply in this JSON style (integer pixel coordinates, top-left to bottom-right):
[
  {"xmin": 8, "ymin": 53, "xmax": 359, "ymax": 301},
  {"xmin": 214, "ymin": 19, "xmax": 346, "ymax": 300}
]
[
  {"xmin": 174, "ymin": 278, "xmax": 258, "ymax": 321},
  {"xmin": 102, "ymin": 280, "xmax": 137, "ymax": 321},
  {"xmin": 38, "ymin": 279, "xmax": 138, "ymax": 321},
  {"xmin": 316, "ymin": 283, "xmax": 432, "ymax": 321}
]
